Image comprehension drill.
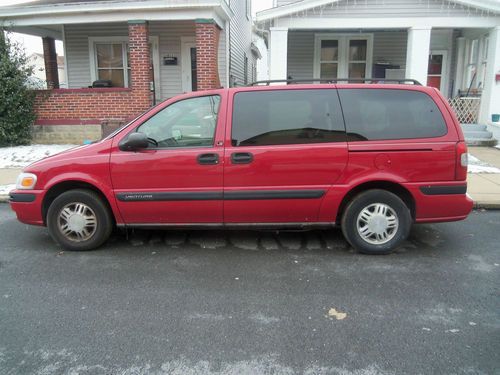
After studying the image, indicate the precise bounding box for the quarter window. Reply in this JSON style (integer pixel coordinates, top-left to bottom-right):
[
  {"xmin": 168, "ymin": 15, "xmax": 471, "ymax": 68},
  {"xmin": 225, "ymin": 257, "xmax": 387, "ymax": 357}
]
[
  {"xmin": 338, "ymin": 89, "xmax": 447, "ymax": 141},
  {"xmin": 137, "ymin": 95, "xmax": 221, "ymax": 148},
  {"xmin": 232, "ymin": 89, "xmax": 345, "ymax": 146}
]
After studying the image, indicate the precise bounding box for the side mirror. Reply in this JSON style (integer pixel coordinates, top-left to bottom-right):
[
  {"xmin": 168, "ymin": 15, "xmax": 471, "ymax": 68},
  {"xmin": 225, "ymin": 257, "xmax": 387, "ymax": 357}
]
[{"xmin": 118, "ymin": 132, "xmax": 149, "ymax": 151}]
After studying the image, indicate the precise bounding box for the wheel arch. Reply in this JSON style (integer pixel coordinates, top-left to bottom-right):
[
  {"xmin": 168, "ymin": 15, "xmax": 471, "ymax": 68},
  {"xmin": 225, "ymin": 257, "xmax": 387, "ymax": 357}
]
[
  {"xmin": 335, "ymin": 180, "xmax": 416, "ymax": 225},
  {"xmin": 41, "ymin": 180, "xmax": 116, "ymax": 225}
]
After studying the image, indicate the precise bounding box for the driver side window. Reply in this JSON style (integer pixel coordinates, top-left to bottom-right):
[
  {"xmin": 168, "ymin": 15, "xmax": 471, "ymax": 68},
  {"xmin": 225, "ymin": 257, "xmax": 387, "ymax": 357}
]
[{"xmin": 137, "ymin": 95, "xmax": 221, "ymax": 148}]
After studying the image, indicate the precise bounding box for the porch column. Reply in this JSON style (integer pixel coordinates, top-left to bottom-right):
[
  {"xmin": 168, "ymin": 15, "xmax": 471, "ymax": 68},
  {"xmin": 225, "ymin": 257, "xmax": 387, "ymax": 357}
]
[
  {"xmin": 269, "ymin": 27, "xmax": 288, "ymax": 81},
  {"xmin": 454, "ymin": 37, "xmax": 466, "ymax": 96},
  {"xmin": 479, "ymin": 26, "xmax": 500, "ymax": 124},
  {"xmin": 42, "ymin": 37, "xmax": 59, "ymax": 89},
  {"xmin": 195, "ymin": 19, "xmax": 221, "ymax": 90},
  {"xmin": 128, "ymin": 20, "xmax": 151, "ymax": 109},
  {"xmin": 405, "ymin": 27, "xmax": 432, "ymax": 85}
]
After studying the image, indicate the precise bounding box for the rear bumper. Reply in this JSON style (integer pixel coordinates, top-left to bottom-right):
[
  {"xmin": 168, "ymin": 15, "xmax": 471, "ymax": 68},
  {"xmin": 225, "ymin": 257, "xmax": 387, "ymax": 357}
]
[
  {"xmin": 405, "ymin": 182, "xmax": 473, "ymax": 223},
  {"xmin": 9, "ymin": 190, "xmax": 45, "ymax": 226}
]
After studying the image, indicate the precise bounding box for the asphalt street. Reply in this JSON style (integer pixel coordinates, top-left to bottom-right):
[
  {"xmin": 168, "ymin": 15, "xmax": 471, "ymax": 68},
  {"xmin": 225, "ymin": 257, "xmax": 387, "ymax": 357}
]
[{"xmin": 0, "ymin": 204, "xmax": 498, "ymax": 375}]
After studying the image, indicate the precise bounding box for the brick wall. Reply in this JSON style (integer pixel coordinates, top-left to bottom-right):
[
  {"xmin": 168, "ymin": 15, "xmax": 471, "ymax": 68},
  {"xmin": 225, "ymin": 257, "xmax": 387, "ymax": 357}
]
[
  {"xmin": 195, "ymin": 20, "xmax": 221, "ymax": 90},
  {"xmin": 34, "ymin": 88, "xmax": 145, "ymax": 122},
  {"xmin": 128, "ymin": 21, "xmax": 151, "ymax": 109}
]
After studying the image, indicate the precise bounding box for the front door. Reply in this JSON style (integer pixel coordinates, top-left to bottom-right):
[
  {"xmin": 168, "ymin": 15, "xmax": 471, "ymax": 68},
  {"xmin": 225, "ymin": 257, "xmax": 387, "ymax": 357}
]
[
  {"xmin": 110, "ymin": 93, "xmax": 225, "ymax": 224},
  {"xmin": 427, "ymin": 51, "xmax": 448, "ymax": 93},
  {"xmin": 223, "ymin": 88, "xmax": 348, "ymax": 224},
  {"xmin": 181, "ymin": 38, "xmax": 197, "ymax": 92}
]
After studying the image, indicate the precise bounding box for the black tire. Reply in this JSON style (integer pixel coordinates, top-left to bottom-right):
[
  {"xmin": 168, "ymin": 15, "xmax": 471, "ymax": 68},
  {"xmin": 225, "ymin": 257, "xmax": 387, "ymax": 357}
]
[
  {"xmin": 341, "ymin": 189, "xmax": 411, "ymax": 255},
  {"xmin": 47, "ymin": 189, "xmax": 113, "ymax": 251}
]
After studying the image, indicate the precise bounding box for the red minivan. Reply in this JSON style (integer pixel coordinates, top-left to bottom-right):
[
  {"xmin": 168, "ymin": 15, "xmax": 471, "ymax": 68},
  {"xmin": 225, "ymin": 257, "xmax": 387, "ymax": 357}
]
[{"xmin": 10, "ymin": 83, "xmax": 473, "ymax": 254}]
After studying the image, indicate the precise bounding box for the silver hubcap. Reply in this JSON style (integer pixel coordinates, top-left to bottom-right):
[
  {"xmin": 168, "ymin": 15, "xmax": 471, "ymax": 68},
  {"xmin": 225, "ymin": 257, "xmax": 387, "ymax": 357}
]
[
  {"xmin": 58, "ymin": 202, "xmax": 97, "ymax": 242},
  {"xmin": 356, "ymin": 203, "xmax": 399, "ymax": 245}
]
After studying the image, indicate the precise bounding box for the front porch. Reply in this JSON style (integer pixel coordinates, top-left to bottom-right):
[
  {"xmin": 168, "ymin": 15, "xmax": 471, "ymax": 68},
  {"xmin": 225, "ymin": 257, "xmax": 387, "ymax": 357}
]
[
  {"xmin": 259, "ymin": 0, "xmax": 500, "ymax": 128},
  {"xmin": 3, "ymin": 0, "xmax": 230, "ymax": 143}
]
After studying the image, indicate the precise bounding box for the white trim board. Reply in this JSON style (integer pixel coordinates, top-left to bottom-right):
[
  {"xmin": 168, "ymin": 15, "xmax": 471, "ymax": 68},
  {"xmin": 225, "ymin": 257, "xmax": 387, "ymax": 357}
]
[
  {"xmin": 273, "ymin": 16, "xmax": 500, "ymax": 29},
  {"xmin": 181, "ymin": 36, "xmax": 196, "ymax": 93}
]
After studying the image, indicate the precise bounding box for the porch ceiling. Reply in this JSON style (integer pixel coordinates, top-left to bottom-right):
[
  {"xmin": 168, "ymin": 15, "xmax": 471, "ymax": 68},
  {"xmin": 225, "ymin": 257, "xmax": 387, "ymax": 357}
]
[{"xmin": 0, "ymin": 0, "xmax": 232, "ymax": 29}]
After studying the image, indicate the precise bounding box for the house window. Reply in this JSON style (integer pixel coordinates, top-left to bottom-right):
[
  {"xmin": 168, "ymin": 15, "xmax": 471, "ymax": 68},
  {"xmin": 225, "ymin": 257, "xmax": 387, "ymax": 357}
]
[
  {"xmin": 315, "ymin": 34, "xmax": 373, "ymax": 80},
  {"xmin": 348, "ymin": 39, "xmax": 368, "ymax": 78},
  {"xmin": 94, "ymin": 42, "xmax": 130, "ymax": 87},
  {"xmin": 90, "ymin": 37, "xmax": 159, "ymax": 91},
  {"xmin": 319, "ymin": 39, "xmax": 339, "ymax": 79}
]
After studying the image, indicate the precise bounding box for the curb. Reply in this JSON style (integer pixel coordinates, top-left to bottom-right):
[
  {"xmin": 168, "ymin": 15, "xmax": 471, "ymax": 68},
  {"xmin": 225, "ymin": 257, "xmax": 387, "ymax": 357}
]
[{"xmin": 473, "ymin": 201, "xmax": 500, "ymax": 210}]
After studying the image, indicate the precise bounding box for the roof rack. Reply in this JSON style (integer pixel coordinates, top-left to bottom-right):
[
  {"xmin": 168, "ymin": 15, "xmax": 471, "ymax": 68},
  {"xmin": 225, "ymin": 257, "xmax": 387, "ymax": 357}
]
[{"xmin": 249, "ymin": 78, "xmax": 422, "ymax": 86}]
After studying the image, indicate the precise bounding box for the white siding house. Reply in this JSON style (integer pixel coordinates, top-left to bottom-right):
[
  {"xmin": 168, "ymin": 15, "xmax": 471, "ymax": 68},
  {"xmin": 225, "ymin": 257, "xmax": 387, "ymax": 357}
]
[{"xmin": 257, "ymin": 0, "xmax": 500, "ymax": 125}]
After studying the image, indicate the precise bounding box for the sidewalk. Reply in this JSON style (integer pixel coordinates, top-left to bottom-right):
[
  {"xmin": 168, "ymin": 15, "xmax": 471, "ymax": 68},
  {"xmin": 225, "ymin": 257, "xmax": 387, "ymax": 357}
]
[
  {"xmin": 1, "ymin": 146, "xmax": 500, "ymax": 208},
  {"xmin": 467, "ymin": 147, "xmax": 500, "ymax": 208}
]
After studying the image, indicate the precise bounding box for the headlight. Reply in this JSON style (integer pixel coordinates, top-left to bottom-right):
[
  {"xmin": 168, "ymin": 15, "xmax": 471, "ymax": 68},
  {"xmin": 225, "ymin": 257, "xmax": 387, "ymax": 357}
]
[{"xmin": 16, "ymin": 173, "xmax": 37, "ymax": 190}]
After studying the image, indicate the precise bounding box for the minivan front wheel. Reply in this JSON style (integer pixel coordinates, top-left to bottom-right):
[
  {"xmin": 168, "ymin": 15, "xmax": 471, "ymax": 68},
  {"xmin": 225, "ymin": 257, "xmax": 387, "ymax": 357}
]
[
  {"xmin": 341, "ymin": 190, "xmax": 411, "ymax": 254},
  {"xmin": 47, "ymin": 189, "xmax": 113, "ymax": 251}
]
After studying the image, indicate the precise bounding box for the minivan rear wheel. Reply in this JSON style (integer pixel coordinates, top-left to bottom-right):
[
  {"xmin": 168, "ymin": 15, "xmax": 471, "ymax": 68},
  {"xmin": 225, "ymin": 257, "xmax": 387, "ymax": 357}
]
[
  {"xmin": 47, "ymin": 189, "xmax": 113, "ymax": 251},
  {"xmin": 341, "ymin": 189, "xmax": 411, "ymax": 254}
]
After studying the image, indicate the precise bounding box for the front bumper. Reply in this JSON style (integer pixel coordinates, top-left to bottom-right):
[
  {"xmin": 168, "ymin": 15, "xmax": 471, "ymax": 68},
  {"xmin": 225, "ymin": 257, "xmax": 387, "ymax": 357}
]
[{"xmin": 9, "ymin": 189, "xmax": 45, "ymax": 226}]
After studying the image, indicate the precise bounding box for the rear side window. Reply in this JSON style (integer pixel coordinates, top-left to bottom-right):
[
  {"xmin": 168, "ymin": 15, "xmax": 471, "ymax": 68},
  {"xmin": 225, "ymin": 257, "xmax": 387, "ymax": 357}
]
[
  {"xmin": 338, "ymin": 89, "xmax": 447, "ymax": 141},
  {"xmin": 231, "ymin": 89, "xmax": 345, "ymax": 146}
]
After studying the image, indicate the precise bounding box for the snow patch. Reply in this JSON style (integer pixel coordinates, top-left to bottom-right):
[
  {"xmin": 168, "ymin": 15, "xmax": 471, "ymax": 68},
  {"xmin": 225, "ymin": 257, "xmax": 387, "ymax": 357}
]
[
  {"xmin": 0, "ymin": 144, "xmax": 78, "ymax": 169},
  {"xmin": 0, "ymin": 185, "xmax": 15, "ymax": 195},
  {"xmin": 468, "ymin": 154, "xmax": 500, "ymax": 174}
]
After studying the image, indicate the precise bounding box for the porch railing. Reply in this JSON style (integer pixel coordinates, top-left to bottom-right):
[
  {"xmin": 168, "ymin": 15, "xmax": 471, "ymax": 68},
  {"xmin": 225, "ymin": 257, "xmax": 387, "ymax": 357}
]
[{"xmin": 448, "ymin": 97, "xmax": 481, "ymax": 124}]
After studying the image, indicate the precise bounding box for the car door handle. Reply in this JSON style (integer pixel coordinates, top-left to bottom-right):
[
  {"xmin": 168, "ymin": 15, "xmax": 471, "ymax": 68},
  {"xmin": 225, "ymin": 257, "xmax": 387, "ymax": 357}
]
[
  {"xmin": 231, "ymin": 152, "xmax": 253, "ymax": 164},
  {"xmin": 197, "ymin": 153, "xmax": 219, "ymax": 165}
]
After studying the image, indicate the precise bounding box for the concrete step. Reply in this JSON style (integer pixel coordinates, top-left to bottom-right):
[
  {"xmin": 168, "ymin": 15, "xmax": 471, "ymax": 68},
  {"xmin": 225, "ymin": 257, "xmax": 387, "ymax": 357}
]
[
  {"xmin": 463, "ymin": 130, "xmax": 494, "ymax": 139},
  {"xmin": 465, "ymin": 138, "xmax": 498, "ymax": 147},
  {"xmin": 462, "ymin": 124, "xmax": 488, "ymax": 132}
]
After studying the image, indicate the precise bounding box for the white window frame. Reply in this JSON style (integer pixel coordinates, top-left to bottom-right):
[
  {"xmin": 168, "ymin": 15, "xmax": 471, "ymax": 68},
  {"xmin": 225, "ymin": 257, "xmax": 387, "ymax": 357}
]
[
  {"xmin": 314, "ymin": 33, "xmax": 373, "ymax": 79},
  {"xmin": 89, "ymin": 36, "xmax": 160, "ymax": 97}
]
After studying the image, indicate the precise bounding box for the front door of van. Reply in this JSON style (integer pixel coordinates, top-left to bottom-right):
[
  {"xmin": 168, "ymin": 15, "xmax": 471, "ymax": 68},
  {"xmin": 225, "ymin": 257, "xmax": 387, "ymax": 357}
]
[
  {"xmin": 223, "ymin": 88, "xmax": 348, "ymax": 224},
  {"xmin": 110, "ymin": 94, "xmax": 225, "ymax": 224}
]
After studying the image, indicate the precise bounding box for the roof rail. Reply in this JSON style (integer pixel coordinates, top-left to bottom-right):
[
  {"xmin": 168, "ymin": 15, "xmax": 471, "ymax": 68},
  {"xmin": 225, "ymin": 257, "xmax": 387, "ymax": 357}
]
[{"xmin": 249, "ymin": 78, "xmax": 422, "ymax": 86}]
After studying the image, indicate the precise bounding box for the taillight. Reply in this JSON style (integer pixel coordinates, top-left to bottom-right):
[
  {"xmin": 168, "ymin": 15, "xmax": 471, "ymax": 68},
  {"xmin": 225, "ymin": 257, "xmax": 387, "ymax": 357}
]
[{"xmin": 455, "ymin": 141, "xmax": 468, "ymax": 180}]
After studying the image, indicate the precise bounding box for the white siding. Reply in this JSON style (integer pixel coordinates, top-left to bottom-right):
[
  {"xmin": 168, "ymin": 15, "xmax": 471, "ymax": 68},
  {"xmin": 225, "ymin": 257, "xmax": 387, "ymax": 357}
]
[
  {"xmin": 287, "ymin": 30, "xmax": 407, "ymax": 79},
  {"xmin": 151, "ymin": 21, "xmax": 196, "ymax": 99},
  {"xmin": 277, "ymin": 0, "xmax": 488, "ymax": 18},
  {"xmin": 229, "ymin": 0, "xmax": 256, "ymax": 85}
]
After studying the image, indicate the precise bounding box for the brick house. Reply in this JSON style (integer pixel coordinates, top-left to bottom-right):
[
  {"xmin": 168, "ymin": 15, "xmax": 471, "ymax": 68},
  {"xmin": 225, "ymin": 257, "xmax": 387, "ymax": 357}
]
[
  {"xmin": 1, "ymin": 0, "xmax": 259, "ymax": 143},
  {"xmin": 257, "ymin": 0, "xmax": 500, "ymax": 127}
]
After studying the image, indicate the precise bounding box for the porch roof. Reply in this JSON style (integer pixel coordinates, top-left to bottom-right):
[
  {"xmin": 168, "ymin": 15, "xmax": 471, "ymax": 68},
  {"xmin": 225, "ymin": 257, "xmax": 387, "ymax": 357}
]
[
  {"xmin": 0, "ymin": 0, "xmax": 232, "ymax": 33},
  {"xmin": 257, "ymin": 0, "xmax": 500, "ymax": 22}
]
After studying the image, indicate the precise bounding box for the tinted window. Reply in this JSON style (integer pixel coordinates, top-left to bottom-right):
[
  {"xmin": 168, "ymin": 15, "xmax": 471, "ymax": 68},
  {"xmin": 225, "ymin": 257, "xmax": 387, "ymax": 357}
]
[
  {"xmin": 137, "ymin": 95, "xmax": 220, "ymax": 148},
  {"xmin": 232, "ymin": 89, "xmax": 345, "ymax": 146},
  {"xmin": 338, "ymin": 89, "xmax": 447, "ymax": 141}
]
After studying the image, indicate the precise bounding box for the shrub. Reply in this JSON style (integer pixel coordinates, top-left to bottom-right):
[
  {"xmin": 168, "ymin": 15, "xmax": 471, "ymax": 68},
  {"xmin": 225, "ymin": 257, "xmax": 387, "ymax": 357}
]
[{"xmin": 0, "ymin": 30, "xmax": 36, "ymax": 146}]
